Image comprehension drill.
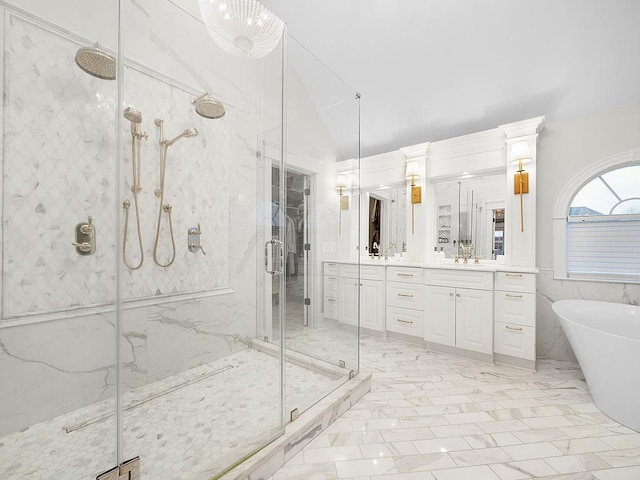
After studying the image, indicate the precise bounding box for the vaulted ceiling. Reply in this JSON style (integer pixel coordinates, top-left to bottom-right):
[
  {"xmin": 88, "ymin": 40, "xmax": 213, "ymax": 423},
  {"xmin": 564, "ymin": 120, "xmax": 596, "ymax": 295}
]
[{"xmin": 263, "ymin": 0, "xmax": 640, "ymax": 159}]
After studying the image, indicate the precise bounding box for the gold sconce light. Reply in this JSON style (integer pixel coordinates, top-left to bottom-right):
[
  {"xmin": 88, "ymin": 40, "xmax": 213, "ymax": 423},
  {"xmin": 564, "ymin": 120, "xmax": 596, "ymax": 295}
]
[
  {"xmin": 336, "ymin": 174, "xmax": 348, "ymax": 234},
  {"xmin": 510, "ymin": 141, "xmax": 531, "ymax": 233},
  {"xmin": 405, "ymin": 161, "xmax": 421, "ymax": 235}
]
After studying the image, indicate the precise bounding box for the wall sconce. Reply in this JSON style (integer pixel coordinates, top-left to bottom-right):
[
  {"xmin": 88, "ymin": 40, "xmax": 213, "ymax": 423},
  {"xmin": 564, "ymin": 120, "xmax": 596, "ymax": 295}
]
[
  {"xmin": 405, "ymin": 161, "xmax": 421, "ymax": 235},
  {"xmin": 335, "ymin": 174, "xmax": 348, "ymax": 235},
  {"xmin": 510, "ymin": 141, "xmax": 531, "ymax": 232}
]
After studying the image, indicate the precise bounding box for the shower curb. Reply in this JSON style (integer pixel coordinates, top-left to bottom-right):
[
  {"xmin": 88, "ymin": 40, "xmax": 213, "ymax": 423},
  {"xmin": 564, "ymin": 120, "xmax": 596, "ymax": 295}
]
[{"xmin": 218, "ymin": 372, "xmax": 372, "ymax": 480}]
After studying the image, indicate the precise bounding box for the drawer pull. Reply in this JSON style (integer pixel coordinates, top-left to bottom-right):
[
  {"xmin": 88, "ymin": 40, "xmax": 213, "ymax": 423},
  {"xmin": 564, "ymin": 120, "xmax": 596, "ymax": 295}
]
[
  {"xmin": 397, "ymin": 293, "xmax": 414, "ymax": 298},
  {"xmin": 505, "ymin": 273, "xmax": 523, "ymax": 278},
  {"xmin": 505, "ymin": 293, "xmax": 523, "ymax": 298},
  {"xmin": 505, "ymin": 325, "xmax": 523, "ymax": 331},
  {"xmin": 328, "ymin": 276, "xmax": 337, "ymax": 280},
  {"xmin": 397, "ymin": 273, "xmax": 414, "ymax": 277},
  {"xmin": 397, "ymin": 318, "xmax": 414, "ymax": 324},
  {"xmin": 327, "ymin": 299, "xmax": 337, "ymax": 303},
  {"xmin": 327, "ymin": 263, "xmax": 337, "ymax": 266}
]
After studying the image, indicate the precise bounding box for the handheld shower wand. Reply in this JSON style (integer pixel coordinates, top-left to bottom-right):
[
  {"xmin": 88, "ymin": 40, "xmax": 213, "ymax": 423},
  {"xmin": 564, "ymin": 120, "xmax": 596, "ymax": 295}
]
[
  {"xmin": 152, "ymin": 118, "xmax": 199, "ymax": 267},
  {"xmin": 122, "ymin": 106, "xmax": 147, "ymax": 270}
]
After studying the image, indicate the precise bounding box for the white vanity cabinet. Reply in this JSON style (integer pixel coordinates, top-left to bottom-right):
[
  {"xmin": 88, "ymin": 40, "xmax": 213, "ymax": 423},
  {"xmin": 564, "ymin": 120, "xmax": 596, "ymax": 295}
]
[
  {"xmin": 494, "ymin": 271, "xmax": 536, "ymax": 367},
  {"xmin": 424, "ymin": 269, "xmax": 493, "ymax": 355},
  {"xmin": 386, "ymin": 266, "xmax": 424, "ymax": 337},
  {"xmin": 332, "ymin": 263, "xmax": 385, "ymax": 332}
]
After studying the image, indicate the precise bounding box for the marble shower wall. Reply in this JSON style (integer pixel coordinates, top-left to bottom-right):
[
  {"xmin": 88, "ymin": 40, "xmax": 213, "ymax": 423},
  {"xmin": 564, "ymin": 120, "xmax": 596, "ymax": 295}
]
[
  {"xmin": 536, "ymin": 269, "xmax": 640, "ymax": 362},
  {"xmin": 0, "ymin": 2, "xmax": 270, "ymax": 436}
]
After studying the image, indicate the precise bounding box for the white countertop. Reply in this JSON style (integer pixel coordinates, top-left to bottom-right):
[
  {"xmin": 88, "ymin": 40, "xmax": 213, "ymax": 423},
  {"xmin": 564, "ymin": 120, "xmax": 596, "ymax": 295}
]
[{"xmin": 323, "ymin": 258, "xmax": 539, "ymax": 274}]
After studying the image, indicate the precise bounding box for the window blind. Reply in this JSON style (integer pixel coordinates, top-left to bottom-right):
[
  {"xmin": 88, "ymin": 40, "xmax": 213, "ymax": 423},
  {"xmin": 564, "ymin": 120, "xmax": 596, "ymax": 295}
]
[{"xmin": 567, "ymin": 216, "xmax": 640, "ymax": 281}]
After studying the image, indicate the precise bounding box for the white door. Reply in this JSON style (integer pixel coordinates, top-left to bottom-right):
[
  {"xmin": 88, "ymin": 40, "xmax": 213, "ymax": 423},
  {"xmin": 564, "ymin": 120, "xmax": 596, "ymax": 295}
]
[
  {"xmin": 360, "ymin": 280, "xmax": 384, "ymax": 331},
  {"xmin": 339, "ymin": 277, "xmax": 358, "ymax": 326},
  {"xmin": 424, "ymin": 285, "xmax": 455, "ymax": 347},
  {"xmin": 455, "ymin": 288, "xmax": 493, "ymax": 354}
]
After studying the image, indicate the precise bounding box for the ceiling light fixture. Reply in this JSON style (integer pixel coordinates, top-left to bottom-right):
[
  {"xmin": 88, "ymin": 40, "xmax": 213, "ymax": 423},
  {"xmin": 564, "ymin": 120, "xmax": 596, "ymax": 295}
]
[{"xmin": 199, "ymin": 0, "xmax": 285, "ymax": 58}]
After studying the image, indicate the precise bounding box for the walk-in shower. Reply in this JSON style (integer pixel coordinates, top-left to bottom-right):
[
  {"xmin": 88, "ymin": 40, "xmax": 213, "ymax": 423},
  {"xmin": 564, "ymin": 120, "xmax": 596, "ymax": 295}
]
[
  {"xmin": 0, "ymin": 1, "xmax": 361, "ymax": 479},
  {"xmin": 152, "ymin": 118, "xmax": 198, "ymax": 267}
]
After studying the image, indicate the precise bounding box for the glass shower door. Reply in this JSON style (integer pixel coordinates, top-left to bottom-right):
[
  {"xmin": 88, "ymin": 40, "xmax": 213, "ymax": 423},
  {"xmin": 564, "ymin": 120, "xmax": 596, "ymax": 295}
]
[
  {"xmin": 116, "ymin": 1, "xmax": 286, "ymax": 478},
  {"xmin": 0, "ymin": 1, "xmax": 120, "ymax": 478}
]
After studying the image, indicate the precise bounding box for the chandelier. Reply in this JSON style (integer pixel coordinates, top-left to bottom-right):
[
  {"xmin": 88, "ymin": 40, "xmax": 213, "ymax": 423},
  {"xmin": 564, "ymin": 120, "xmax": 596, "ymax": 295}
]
[{"xmin": 199, "ymin": 0, "xmax": 285, "ymax": 58}]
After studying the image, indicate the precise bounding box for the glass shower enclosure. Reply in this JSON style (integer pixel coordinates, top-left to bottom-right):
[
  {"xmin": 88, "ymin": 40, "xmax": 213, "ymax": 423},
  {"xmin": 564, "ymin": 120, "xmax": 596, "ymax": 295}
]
[{"xmin": 0, "ymin": 1, "xmax": 360, "ymax": 479}]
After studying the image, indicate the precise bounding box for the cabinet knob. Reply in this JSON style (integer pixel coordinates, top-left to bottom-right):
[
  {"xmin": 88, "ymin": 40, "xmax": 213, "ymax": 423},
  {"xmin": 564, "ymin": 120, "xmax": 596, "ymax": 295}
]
[
  {"xmin": 456, "ymin": 293, "xmax": 461, "ymax": 297},
  {"xmin": 449, "ymin": 292, "xmax": 454, "ymax": 297}
]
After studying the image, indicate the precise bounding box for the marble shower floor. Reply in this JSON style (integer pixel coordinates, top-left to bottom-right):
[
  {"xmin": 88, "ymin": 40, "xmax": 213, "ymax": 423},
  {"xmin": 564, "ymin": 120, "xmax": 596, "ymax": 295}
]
[
  {"xmin": 0, "ymin": 347, "xmax": 344, "ymax": 480},
  {"xmin": 269, "ymin": 335, "xmax": 640, "ymax": 480}
]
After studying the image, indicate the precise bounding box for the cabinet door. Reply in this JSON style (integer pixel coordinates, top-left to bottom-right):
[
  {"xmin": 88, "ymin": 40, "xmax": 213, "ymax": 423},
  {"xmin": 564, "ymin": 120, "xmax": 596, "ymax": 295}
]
[
  {"xmin": 424, "ymin": 285, "xmax": 455, "ymax": 347},
  {"xmin": 455, "ymin": 288, "xmax": 493, "ymax": 354},
  {"xmin": 360, "ymin": 280, "xmax": 385, "ymax": 331},
  {"xmin": 338, "ymin": 278, "xmax": 358, "ymax": 326}
]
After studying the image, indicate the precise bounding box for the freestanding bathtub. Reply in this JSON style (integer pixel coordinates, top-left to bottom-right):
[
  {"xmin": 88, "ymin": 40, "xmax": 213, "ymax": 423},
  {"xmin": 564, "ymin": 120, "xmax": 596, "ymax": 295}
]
[{"xmin": 552, "ymin": 299, "xmax": 640, "ymax": 432}]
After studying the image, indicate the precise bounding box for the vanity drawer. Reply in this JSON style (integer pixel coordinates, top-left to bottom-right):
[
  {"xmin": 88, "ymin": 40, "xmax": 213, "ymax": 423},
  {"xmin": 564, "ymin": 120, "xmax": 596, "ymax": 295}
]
[
  {"xmin": 387, "ymin": 266, "xmax": 424, "ymax": 283},
  {"xmin": 324, "ymin": 297, "xmax": 338, "ymax": 320},
  {"xmin": 386, "ymin": 282, "xmax": 424, "ymax": 310},
  {"xmin": 494, "ymin": 321, "xmax": 535, "ymax": 361},
  {"xmin": 386, "ymin": 306, "xmax": 424, "ymax": 337},
  {"xmin": 324, "ymin": 262, "xmax": 339, "ymax": 276},
  {"xmin": 494, "ymin": 291, "xmax": 535, "ymax": 327},
  {"xmin": 425, "ymin": 269, "xmax": 493, "ymax": 291},
  {"xmin": 339, "ymin": 264, "xmax": 385, "ymax": 281},
  {"xmin": 323, "ymin": 275, "xmax": 339, "ymax": 297},
  {"xmin": 495, "ymin": 272, "xmax": 535, "ymax": 293}
]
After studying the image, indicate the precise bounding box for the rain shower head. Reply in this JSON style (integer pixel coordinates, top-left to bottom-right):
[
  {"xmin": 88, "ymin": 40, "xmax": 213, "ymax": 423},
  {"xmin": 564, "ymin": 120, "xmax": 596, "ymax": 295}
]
[
  {"xmin": 75, "ymin": 42, "xmax": 116, "ymax": 80},
  {"xmin": 124, "ymin": 106, "xmax": 142, "ymax": 124},
  {"xmin": 192, "ymin": 93, "xmax": 225, "ymax": 119},
  {"xmin": 166, "ymin": 128, "xmax": 199, "ymax": 147}
]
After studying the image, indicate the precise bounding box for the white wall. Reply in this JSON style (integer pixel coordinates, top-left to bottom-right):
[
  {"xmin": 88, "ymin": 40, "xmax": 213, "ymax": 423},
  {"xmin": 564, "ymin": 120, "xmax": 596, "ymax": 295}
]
[{"xmin": 536, "ymin": 104, "xmax": 640, "ymax": 361}]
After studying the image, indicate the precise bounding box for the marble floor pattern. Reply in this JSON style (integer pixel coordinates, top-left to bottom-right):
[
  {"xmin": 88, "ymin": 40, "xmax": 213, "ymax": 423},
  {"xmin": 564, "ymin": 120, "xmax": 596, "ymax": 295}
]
[
  {"xmin": 0, "ymin": 347, "xmax": 341, "ymax": 480},
  {"xmin": 269, "ymin": 335, "xmax": 640, "ymax": 480}
]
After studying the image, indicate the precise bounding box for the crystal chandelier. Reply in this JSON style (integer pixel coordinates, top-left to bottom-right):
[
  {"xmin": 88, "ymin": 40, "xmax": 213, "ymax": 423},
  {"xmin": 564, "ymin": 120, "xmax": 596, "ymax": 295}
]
[{"xmin": 199, "ymin": 0, "xmax": 285, "ymax": 58}]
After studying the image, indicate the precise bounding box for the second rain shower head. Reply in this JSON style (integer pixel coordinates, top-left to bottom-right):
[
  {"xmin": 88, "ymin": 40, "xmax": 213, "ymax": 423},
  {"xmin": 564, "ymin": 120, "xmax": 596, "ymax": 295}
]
[
  {"xmin": 75, "ymin": 42, "xmax": 116, "ymax": 80},
  {"xmin": 192, "ymin": 93, "xmax": 225, "ymax": 119}
]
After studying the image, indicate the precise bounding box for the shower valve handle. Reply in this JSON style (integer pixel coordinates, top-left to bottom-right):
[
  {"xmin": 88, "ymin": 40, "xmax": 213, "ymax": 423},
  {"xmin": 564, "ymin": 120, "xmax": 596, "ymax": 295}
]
[{"xmin": 72, "ymin": 241, "xmax": 92, "ymax": 253}]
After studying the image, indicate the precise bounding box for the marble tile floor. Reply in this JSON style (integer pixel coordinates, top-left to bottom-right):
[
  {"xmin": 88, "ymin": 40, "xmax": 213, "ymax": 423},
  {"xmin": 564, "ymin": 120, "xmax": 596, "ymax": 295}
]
[
  {"xmin": 269, "ymin": 335, "xmax": 640, "ymax": 480},
  {"xmin": 0, "ymin": 347, "xmax": 342, "ymax": 480},
  {"xmin": 272, "ymin": 275, "xmax": 359, "ymax": 373}
]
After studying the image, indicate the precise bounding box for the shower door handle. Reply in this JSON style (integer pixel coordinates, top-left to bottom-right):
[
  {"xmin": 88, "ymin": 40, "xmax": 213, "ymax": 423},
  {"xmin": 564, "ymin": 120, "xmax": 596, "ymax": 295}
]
[{"xmin": 264, "ymin": 239, "xmax": 284, "ymax": 276}]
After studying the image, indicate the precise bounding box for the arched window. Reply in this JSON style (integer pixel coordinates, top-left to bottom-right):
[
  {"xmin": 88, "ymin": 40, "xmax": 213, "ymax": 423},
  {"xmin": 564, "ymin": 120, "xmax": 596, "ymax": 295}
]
[{"xmin": 564, "ymin": 162, "xmax": 640, "ymax": 281}]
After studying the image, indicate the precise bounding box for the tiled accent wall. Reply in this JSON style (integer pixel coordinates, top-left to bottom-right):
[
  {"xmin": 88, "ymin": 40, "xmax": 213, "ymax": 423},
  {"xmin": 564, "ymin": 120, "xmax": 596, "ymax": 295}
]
[{"xmin": 2, "ymin": 13, "xmax": 232, "ymax": 320}]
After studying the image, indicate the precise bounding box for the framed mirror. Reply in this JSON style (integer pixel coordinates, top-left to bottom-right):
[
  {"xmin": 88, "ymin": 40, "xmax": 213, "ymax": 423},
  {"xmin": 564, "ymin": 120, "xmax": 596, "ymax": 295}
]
[
  {"xmin": 361, "ymin": 184, "xmax": 407, "ymax": 257},
  {"xmin": 434, "ymin": 174, "xmax": 506, "ymax": 259}
]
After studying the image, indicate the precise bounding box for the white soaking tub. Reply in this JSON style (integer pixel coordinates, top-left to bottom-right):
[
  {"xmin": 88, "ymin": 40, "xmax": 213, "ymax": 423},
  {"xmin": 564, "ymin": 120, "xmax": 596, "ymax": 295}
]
[{"xmin": 552, "ymin": 299, "xmax": 640, "ymax": 432}]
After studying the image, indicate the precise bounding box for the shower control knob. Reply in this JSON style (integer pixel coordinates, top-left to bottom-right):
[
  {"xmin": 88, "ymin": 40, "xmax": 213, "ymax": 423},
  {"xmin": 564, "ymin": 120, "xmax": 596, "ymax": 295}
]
[
  {"xmin": 72, "ymin": 242, "xmax": 92, "ymax": 253},
  {"xmin": 80, "ymin": 224, "xmax": 93, "ymax": 235}
]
